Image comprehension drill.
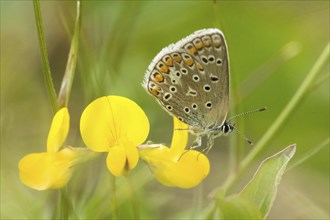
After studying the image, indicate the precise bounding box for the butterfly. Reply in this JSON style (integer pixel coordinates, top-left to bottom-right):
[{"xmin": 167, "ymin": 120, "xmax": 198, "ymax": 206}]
[{"xmin": 143, "ymin": 28, "xmax": 240, "ymax": 152}]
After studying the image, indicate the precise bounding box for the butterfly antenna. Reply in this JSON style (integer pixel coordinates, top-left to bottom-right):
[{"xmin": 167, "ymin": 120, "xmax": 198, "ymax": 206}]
[
  {"xmin": 227, "ymin": 107, "xmax": 267, "ymax": 122},
  {"xmin": 232, "ymin": 125, "xmax": 254, "ymax": 145}
]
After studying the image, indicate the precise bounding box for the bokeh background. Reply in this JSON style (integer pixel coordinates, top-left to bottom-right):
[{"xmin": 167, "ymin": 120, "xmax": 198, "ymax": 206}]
[{"xmin": 1, "ymin": 1, "xmax": 329, "ymax": 219}]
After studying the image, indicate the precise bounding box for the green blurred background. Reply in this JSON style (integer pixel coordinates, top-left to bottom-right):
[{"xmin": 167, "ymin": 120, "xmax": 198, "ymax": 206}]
[{"xmin": 1, "ymin": 1, "xmax": 329, "ymax": 219}]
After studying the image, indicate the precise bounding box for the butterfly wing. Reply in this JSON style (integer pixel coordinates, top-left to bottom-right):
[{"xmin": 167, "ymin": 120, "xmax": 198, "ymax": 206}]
[{"xmin": 143, "ymin": 28, "xmax": 229, "ymax": 132}]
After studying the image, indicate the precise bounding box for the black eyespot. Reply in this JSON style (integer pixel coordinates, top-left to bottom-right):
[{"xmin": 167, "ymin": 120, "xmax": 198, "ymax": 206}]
[
  {"xmin": 178, "ymin": 117, "xmax": 184, "ymax": 122},
  {"xmin": 203, "ymin": 85, "xmax": 211, "ymax": 92},
  {"xmin": 184, "ymin": 107, "xmax": 190, "ymax": 113},
  {"xmin": 164, "ymin": 93, "xmax": 172, "ymax": 101},
  {"xmin": 183, "ymin": 54, "xmax": 190, "ymax": 59},
  {"xmin": 186, "ymin": 88, "xmax": 198, "ymax": 96},
  {"xmin": 175, "ymin": 71, "xmax": 181, "ymax": 77},
  {"xmin": 216, "ymin": 59, "xmax": 222, "ymax": 65},
  {"xmin": 172, "ymin": 79, "xmax": 177, "ymax": 84},
  {"xmin": 192, "ymin": 103, "xmax": 198, "ymax": 110},
  {"xmin": 170, "ymin": 86, "xmax": 177, "ymax": 93},
  {"xmin": 166, "ymin": 105, "xmax": 173, "ymax": 111},
  {"xmin": 208, "ymin": 56, "xmax": 215, "ymax": 62},
  {"xmin": 201, "ymin": 56, "xmax": 208, "ymax": 64},
  {"xmin": 192, "ymin": 75, "xmax": 200, "ymax": 82},
  {"xmin": 210, "ymin": 75, "xmax": 219, "ymax": 83},
  {"xmin": 205, "ymin": 101, "xmax": 212, "ymax": 109},
  {"xmin": 181, "ymin": 68, "xmax": 188, "ymax": 75}
]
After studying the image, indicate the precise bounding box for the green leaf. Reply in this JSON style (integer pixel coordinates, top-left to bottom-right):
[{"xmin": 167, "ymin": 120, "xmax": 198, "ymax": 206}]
[
  {"xmin": 57, "ymin": 0, "xmax": 81, "ymax": 108},
  {"xmin": 218, "ymin": 195, "xmax": 263, "ymax": 220},
  {"xmin": 240, "ymin": 144, "xmax": 296, "ymax": 218}
]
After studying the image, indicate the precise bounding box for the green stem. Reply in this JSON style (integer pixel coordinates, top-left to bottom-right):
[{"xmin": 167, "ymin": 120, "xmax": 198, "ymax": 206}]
[
  {"xmin": 111, "ymin": 175, "xmax": 119, "ymax": 219},
  {"xmin": 127, "ymin": 175, "xmax": 139, "ymax": 219},
  {"xmin": 57, "ymin": 0, "xmax": 81, "ymax": 108},
  {"xmin": 59, "ymin": 188, "xmax": 69, "ymax": 220},
  {"xmin": 33, "ymin": 0, "xmax": 58, "ymax": 112},
  {"xmin": 240, "ymin": 43, "xmax": 329, "ymax": 169},
  {"xmin": 221, "ymin": 43, "xmax": 330, "ymax": 192}
]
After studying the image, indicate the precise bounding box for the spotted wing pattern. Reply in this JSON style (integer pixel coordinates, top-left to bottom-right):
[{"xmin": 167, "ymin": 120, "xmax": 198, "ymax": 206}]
[{"xmin": 143, "ymin": 28, "xmax": 229, "ymax": 133}]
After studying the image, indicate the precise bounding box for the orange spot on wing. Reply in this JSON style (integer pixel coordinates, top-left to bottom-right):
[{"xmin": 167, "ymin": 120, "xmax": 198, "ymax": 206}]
[
  {"xmin": 153, "ymin": 73, "xmax": 164, "ymax": 83},
  {"xmin": 203, "ymin": 38, "xmax": 211, "ymax": 47},
  {"xmin": 160, "ymin": 65, "xmax": 169, "ymax": 74},
  {"xmin": 195, "ymin": 41, "xmax": 203, "ymax": 50},
  {"xmin": 184, "ymin": 57, "xmax": 194, "ymax": 66},
  {"xmin": 164, "ymin": 57, "xmax": 173, "ymax": 67},
  {"xmin": 149, "ymin": 86, "xmax": 161, "ymax": 96},
  {"xmin": 187, "ymin": 46, "xmax": 197, "ymax": 55},
  {"xmin": 196, "ymin": 62, "xmax": 204, "ymax": 70},
  {"xmin": 172, "ymin": 54, "xmax": 182, "ymax": 63}
]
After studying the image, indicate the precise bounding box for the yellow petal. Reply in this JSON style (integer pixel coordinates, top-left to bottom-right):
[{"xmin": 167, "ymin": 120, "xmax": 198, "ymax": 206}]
[
  {"xmin": 139, "ymin": 116, "xmax": 209, "ymax": 188},
  {"xmin": 140, "ymin": 145, "xmax": 210, "ymax": 188},
  {"xmin": 170, "ymin": 117, "xmax": 189, "ymax": 159},
  {"xmin": 166, "ymin": 150, "xmax": 210, "ymax": 188},
  {"xmin": 125, "ymin": 143, "xmax": 139, "ymax": 170},
  {"xmin": 18, "ymin": 148, "xmax": 78, "ymax": 190},
  {"xmin": 107, "ymin": 146, "xmax": 126, "ymax": 176},
  {"xmin": 80, "ymin": 96, "xmax": 149, "ymax": 152},
  {"xmin": 139, "ymin": 145, "xmax": 174, "ymax": 186},
  {"xmin": 139, "ymin": 144, "xmax": 171, "ymax": 165},
  {"xmin": 47, "ymin": 108, "xmax": 70, "ymax": 152}
]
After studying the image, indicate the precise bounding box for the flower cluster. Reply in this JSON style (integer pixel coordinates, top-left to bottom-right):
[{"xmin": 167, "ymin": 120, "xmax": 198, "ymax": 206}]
[
  {"xmin": 19, "ymin": 96, "xmax": 210, "ymax": 190},
  {"xmin": 19, "ymin": 108, "xmax": 94, "ymax": 190}
]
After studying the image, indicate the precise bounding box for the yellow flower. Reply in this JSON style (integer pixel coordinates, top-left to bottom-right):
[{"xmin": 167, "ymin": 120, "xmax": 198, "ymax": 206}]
[
  {"xmin": 80, "ymin": 96, "xmax": 150, "ymax": 176},
  {"xmin": 139, "ymin": 117, "xmax": 210, "ymax": 189},
  {"xmin": 19, "ymin": 108, "xmax": 90, "ymax": 190}
]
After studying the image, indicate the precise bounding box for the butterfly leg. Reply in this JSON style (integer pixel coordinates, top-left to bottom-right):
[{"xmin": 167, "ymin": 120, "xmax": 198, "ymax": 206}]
[
  {"xmin": 200, "ymin": 135, "xmax": 214, "ymax": 154},
  {"xmin": 190, "ymin": 135, "xmax": 202, "ymax": 149}
]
